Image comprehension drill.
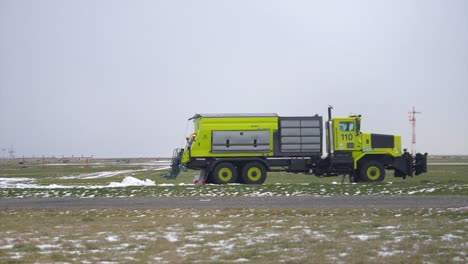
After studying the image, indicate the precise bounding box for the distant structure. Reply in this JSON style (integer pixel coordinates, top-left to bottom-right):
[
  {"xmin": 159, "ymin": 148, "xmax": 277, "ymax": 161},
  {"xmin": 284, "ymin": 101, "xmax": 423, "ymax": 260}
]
[
  {"xmin": 408, "ymin": 106, "xmax": 422, "ymax": 156},
  {"xmin": 1, "ymin": 147, "xmax": 15, "ymax": 159},
  {"xmin": 8, "ymin": 148, "xmax": 15, "ymax": 159}
]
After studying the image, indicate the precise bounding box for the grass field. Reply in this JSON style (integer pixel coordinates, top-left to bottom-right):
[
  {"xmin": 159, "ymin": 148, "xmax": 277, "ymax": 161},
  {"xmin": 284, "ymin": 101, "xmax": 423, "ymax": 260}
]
[
  {"xmin": 0, "ymin": 160, "xmax": 467, "ymax": 198},
  {"xmin": 1, "ymin": 208, "xmax": 466, "ymax": 263},
  {"xmin": 0, "ymin": 158, "xmax": 467, "ymax": 263}
]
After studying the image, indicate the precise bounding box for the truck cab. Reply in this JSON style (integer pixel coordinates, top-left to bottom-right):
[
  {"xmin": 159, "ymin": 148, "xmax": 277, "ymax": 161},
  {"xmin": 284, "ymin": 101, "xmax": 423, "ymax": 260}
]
[
  {"xmin": 333, "ymin": 116, "xmax": 361, "ymax": 151},
  {"xmin": 325, "ymin": 110, "xmax": 421, "ymax": 182}
]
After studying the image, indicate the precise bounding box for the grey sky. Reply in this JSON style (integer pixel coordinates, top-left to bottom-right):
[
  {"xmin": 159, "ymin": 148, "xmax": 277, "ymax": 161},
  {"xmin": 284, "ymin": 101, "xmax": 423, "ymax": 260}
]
[{"xmin": 1, "ymin": 0, "xmax": 467, "ymax": 158}]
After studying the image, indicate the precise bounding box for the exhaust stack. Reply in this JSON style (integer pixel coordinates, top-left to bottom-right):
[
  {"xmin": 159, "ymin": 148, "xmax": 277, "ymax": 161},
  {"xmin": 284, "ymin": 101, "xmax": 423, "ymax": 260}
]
[{"xmin": 327, "ymin": 106, "xmax": 334, "ymax": 155}]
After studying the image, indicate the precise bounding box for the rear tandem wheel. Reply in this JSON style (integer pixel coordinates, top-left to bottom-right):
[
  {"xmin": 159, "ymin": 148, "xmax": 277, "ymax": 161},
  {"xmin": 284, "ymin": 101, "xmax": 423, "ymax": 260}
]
[
  {"xmin": 211, "ymin": 162, "xmax": 238, "ymax": 184},
  {"xmin": 240, "ymin": 162, "xmax": 267, "ymax": 184}
]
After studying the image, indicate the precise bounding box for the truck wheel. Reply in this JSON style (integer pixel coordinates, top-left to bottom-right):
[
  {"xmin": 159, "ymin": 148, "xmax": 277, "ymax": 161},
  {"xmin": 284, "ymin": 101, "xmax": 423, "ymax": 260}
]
[
  {"xmin": 359, "ymin": 161, "xmax": 385, "ymax": 182},
  {"xmin": 241, "ymin": 162, "xmax": 267, "ymax": 184},
  {"xmin": 212, "ymin": 162, "xmax": 238, "ymax": 184}
]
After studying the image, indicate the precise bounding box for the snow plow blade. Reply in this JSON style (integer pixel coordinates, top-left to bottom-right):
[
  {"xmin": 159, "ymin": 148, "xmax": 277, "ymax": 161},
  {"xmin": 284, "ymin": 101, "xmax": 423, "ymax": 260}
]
[
  {"xmin": 414, "ymin": 152, "xmax": 428, "ymax": 176},
  {"xmin": 161, "ymin": 148, "xmax": 185, "ymax": 179}
]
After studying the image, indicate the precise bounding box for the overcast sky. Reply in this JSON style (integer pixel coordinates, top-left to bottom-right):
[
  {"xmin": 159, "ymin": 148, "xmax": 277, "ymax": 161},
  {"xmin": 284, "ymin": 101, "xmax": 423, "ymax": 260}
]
[{"xmin": 1, "ymin": 0, "xmax": 467, "ymax": 158}]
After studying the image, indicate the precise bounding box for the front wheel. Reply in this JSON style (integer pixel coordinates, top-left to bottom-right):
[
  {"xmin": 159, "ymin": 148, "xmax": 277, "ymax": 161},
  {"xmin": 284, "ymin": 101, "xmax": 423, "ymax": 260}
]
[
  {"xmin": 241, "ymin": 162, "xmax": 267, "ymax": 184},
  {"xmin": 358, "ymin": 161, "xmax": 385, "ymax": 182},
  {"xmin": 212, "ymin": 162, "xmax": 238, "ymax": 184}
]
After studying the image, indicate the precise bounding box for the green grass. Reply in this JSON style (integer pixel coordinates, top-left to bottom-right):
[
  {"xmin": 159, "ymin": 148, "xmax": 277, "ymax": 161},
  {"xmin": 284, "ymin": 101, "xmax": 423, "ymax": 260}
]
[
  {"xmin": 429, "ymin": 156, "xmax": 468, "ymax": 163},
  {"xmin": 1, "ymin": 162, "xmax": 467, "ymax": 198}
]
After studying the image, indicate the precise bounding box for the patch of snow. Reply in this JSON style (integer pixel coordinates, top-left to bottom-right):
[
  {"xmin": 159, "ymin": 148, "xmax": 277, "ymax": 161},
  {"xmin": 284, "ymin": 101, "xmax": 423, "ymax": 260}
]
[
  {"xmin": 61, "ymin": 170, "xmax": 138, "ymax": 180},
  {"xmin": 107, "ymin": 177, "xmax": 155, "ymax": 187},
  {"xmin": 10, "ymin": 252, "xmax": 25, "ymax": 259},
  {"xmin": 378, "ymin": 250, "xmax": 402, "ymax": 257},
  {"xmin": 206, "ymin": 239, "xmax": 236, "ymax": 252},
  {"xmin": 453, "ymin": 256, "xmax": 465, "ymax": 262},
  {"xmin": 164, "ymin": 233, "xmax": 178, "ymax": 242},
  {"xmin": 377, "ymin": 226, "xmax": 399, "ymax": 230},
  {"xmin": 408, "ymin": 188, "xmax": 436, "ymax": 195},
  {"xmin": 36, "ymin": 244, "xmax": 61, "ymax": 250},
  {"xmin": 0, "ymin": 177, "xmax": 34, "ymax": 188},
  {"xmin": 158, "ymin": 183, "xmax": 176, "ymax": 187},
  {"xmin": 350, "ymin": 234, "xmax": 378, "ymax": 241},
  {"xmin": 0, "ymin": 244, "xmax": 14, "ymax": 249},
  {"xmin": 393, "ymin": 236, "xmax": 406, "ymax": 243},
  {"xmin": 105, "ymin": 235, "xmax": 120, "ymax": 242},
  {"xmin": 234, "ymin": 258, "xmax": 249, "ymax": 262},
  {"xmin": 442, "ymin": 234, "xmax": 463, "ymax": 241},
  {"xmin": 0, "ymin": 176, "xmax": 156, "ymax": 189}
]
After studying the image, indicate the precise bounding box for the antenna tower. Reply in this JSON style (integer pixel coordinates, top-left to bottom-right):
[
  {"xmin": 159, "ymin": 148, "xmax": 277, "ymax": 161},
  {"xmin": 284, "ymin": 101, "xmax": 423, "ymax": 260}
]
[{"xmin": 408, "ymin": 106, "xmax": 422, "ymax": 156}]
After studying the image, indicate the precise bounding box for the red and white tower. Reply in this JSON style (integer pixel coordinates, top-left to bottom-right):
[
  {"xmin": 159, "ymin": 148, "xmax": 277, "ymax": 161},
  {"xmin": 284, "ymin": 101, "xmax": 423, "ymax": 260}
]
[{"xmin": 408, "ymin": 106, "xmax": 421, "ymax": 156}]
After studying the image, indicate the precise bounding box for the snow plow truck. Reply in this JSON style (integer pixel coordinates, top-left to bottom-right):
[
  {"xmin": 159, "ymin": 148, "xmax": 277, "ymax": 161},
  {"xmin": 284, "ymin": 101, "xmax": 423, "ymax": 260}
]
[{"xmin": 163, "ymin": 107, "xmax": 427, "ymax": 184}]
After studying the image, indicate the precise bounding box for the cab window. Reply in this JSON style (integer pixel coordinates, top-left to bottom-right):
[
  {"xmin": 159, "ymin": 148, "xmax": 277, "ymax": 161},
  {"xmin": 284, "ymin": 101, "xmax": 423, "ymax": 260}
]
[{"xmin": 339, "ymin": 122, "xmax": 355, "ymax": 132}]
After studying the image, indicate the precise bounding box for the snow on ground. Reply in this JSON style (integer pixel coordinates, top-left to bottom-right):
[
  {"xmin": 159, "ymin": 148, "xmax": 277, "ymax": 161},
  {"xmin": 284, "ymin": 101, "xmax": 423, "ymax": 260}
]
[
  {"xmin": 441, "ymin": 234, "xmax": 464, "ymax": 241},
  {"xmin": 105, "ymin": 235, "xmax": 120, "ymax": 242},
  {"xmin": 0, "ymin": 176, "xmax": 156, "ymax": 189},
  {"xmin": 1, "ymin": 181, "xmax": 466, "ymax": 198},
  {"xmin": 36, "ymin": 244, "xmax": 61, "ymax": 250},
  {"xmin": 0, "ymin": 178, "xmax": 33, "ymax": 188},
  {"xmin": 164, "ymin": 233, "xmax": 179, "ymax": 242},
  {"xmin": 61, "ymin": 170, "xmax": 141, "ymax": 180},
  {"xmin": 0, "ymin": 162, "xmax": 172, "ymax": 189},
  {"xmin": 107, "ymin": 177, "xmax": 155, "ymax": 187},
  {"xmin": 376, "ymin": 226, "xmax": 399, "ymax": 230},
  {"xmin": 378, "ymin": 250, "xmax": 402, "ymax": 257},
  {"xmin": 350, "ymin": 234, "xmax": 379, "ymax": 241}
]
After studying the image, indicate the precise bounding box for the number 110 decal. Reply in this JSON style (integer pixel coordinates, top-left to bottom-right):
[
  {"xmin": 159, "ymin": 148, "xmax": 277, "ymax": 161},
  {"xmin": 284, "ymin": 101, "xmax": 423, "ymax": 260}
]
[{"xmin": 341, "ymin": 134, "xmax": 353, "ymax": 141}]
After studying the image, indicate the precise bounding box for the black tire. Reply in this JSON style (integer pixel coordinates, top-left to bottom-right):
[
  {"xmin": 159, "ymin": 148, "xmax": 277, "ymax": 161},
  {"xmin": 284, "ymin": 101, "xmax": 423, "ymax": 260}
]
[
  {"xmin": 240, "ymin": 162, "xmax": 267, "ymax": 184},
  {"xmin": 212, "ymin": 162, "xmax": 238, "ymax": 184},
  {"xmin": 358, "ymin": 160, "xmax": 385, "ymax": 182}
]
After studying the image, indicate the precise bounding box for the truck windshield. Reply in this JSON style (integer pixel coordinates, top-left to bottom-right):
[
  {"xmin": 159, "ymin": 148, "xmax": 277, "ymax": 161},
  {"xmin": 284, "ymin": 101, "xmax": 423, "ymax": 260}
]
[{"xmin": 339, "ymin": 122, "xmax": 355, "ymax": 132}]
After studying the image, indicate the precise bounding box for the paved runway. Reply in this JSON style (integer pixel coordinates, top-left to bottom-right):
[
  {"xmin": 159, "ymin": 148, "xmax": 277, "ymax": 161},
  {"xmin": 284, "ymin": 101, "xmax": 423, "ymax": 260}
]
[{"xmin": 1, "ymin": 196, "xmax": 467, "ymax": 209}]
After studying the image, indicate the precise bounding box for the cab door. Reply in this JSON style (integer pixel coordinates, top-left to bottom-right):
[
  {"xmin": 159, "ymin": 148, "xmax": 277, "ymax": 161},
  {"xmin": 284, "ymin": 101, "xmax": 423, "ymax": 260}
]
[{"xmin": 334, "ymin": 119, "xmax": 359, "ymax": 151}]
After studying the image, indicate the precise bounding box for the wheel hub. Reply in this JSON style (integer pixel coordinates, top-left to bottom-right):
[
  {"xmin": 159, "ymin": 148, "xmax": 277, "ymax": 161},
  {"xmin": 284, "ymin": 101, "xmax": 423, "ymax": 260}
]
[
  {"xmin": 367, "ymin": 166, "xmax": 380, "ymax": 180},
  {"xmin": 247, "ymin": 167, "xmax": 261, "ymax": 181},
  {"xmin": 218, "ymin": 168, "xmax": 232, "ymax": 181}
]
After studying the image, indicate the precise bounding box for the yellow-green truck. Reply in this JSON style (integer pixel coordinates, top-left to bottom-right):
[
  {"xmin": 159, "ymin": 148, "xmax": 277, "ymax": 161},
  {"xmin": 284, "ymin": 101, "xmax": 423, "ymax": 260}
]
[{"xmin": 164, "ymin": 107, "xmax": 427, "ymax": 184}]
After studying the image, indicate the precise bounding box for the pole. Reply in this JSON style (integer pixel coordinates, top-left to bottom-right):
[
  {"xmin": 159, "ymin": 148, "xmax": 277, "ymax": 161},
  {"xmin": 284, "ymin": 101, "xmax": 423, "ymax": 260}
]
[{"xmin": 408, "ymin": 106, "xmax": 422, "ymax": 156}]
